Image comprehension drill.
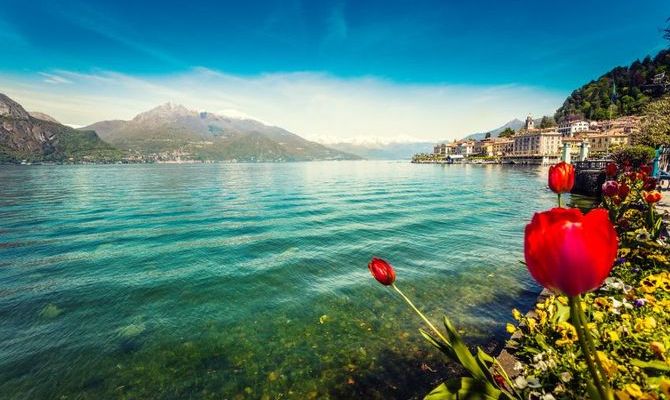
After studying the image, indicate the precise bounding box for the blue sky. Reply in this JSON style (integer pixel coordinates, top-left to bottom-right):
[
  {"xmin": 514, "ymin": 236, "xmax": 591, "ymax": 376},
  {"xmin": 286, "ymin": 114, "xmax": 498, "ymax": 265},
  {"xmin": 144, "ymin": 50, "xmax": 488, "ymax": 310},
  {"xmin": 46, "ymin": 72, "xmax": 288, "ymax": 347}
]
[{"xmin": 0, "ymin": 0, "xmax": 668, "ymax": 141}]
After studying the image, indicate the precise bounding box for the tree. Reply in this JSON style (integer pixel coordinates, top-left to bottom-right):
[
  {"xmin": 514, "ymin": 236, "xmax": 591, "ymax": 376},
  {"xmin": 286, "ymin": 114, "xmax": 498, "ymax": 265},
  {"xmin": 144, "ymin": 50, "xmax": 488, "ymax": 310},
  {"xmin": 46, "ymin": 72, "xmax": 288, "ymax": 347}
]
[
  {"xmin": 539, "ymin": 116, "xmax": 556, "ymax": 129},
  {"xmin": 498, "ymin": 128, "xmax": 515, "ymax": 138},
  {"xmin": 484, "ymin": 132, "xmax": 491, "ymax": 139},
  {"xmin": 637, "ymin": 96, "xmax": 670, "ymax": 148}
]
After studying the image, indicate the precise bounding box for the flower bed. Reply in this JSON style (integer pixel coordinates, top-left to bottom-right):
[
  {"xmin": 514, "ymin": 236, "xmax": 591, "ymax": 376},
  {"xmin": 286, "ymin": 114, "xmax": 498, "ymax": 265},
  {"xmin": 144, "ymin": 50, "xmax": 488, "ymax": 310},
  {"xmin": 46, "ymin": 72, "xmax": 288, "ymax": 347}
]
[
  {"xmin": 368, "ymin": 160, "xmax": 669, "ymax": 399},
  {"xmin": 508, "ymin": 164, "xmax": 669, "ymax": 399}
]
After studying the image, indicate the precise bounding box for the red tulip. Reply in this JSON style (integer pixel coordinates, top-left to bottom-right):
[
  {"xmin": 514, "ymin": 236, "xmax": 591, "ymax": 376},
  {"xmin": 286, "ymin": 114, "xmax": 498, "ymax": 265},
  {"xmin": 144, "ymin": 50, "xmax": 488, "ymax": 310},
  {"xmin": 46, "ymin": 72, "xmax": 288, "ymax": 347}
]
[
  {"xmin": 605, "ymin": 162, "xmax": 617, "ymax": 177},
  {"xmin": 618, "ymin": 183, "xmax": 630, "ymax": 199},
  {"xmin": 643, "ymin": 191, "xmax": 662, "ymax": 204},
  {"xmin": 368, "ymin": 257, "xmax": 396, "ymax": 285},
  {"xmin": 524, "ymin": 208, "xmax": 618, "ymax": 296},
  {"xmin": 640, "ymin": 165, "xmax": 652, "ymax": 176},
  {"xmin": 601, "ymin": 181, "xmax": 619, "ymax": 197},
  {"xmin": 643, "ymin": 177, "xmax": 658, "ymax": 191},
  {"xmin": 548, "ymin": 162, "xmax": 575, "ymax": 194}
]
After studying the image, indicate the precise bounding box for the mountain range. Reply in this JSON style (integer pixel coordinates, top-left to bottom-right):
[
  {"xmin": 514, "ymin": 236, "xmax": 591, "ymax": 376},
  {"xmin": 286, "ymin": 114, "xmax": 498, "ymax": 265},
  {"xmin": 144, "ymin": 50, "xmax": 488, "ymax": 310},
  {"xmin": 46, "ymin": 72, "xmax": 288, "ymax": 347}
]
[
  {"xmin": 0, "ymin": 93, "xmax": 121, "ymax": 163},
  {"xmin": 82, "ymin": 103, "xmax": 360, "ymax": 162},
  {"xmin": 325, "ymin": 118, "xmax": 531, "ymax": 159},
  {"xmin": 0, "ymin": 92, "xmax": 551, "ymax": 162}
]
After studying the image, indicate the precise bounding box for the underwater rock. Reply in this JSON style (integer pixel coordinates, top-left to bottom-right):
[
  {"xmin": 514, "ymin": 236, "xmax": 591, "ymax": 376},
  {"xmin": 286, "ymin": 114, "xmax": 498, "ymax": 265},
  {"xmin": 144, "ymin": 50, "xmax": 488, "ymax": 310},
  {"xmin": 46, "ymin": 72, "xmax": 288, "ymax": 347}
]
[{"xmin": 39, "ymin": 304, "xmax": 62, "ymax": 319}]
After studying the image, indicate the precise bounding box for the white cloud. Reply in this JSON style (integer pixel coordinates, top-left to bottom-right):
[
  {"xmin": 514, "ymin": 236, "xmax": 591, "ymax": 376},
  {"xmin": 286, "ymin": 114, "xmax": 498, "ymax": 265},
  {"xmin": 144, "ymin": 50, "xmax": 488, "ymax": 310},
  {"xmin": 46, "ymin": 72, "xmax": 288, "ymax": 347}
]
[
  {"xmin": 0, "ymin": 69, "xmax": 566, "ymax": 142},
  {"xmin": 38, "ymin": 72, "xmax": 73, "ymax": 85}
]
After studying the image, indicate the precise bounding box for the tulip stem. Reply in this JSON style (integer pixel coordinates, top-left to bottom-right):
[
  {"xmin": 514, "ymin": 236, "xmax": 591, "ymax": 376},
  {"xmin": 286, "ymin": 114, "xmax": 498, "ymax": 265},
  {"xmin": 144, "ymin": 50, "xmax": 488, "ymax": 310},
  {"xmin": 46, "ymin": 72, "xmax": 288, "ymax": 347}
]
[
  {"xmin": 576, "ymin": 299, "xmax": 610, "ymax": 386},
  {"xmin": 392, "ymin": 284, "xmax": 449, "ymax": 346},
  {"xmin": 569, "ymin": 296, "xmax": 611, "ymax": 400},
  {"xmin": 557, "ymin": 193, "xmax": 562, "ymax": 208}
]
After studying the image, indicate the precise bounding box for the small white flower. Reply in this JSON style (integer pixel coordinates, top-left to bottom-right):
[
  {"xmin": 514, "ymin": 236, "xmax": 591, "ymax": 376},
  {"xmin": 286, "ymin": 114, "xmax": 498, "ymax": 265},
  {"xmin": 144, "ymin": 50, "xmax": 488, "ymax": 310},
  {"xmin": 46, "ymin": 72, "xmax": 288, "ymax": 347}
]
[
  {"xmin": 514, "ymin": 376, "xmax": 528, "ymax": 389},
  {"xmin": 534, "ymin": 361, "xmax": 548, "ymax": 371},
  {"xmin": 513, "ymin": 361, "xmax": 524, "ymax": 372},
  {"xmin": 542, "ymin": 394, "xmax": 556, "ymax": 400},
  {"xmin": 560, "ymin": 371, "xmax": 572, "ymax": 382}
]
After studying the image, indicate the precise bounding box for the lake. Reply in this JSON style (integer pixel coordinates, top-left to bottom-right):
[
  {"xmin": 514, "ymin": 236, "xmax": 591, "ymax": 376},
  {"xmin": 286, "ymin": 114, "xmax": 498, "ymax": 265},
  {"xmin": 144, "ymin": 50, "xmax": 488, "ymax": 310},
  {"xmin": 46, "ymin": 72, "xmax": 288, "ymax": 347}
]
[{"xmin": 0, "ymin": 161, "xmax": 564, "ymax": 399}]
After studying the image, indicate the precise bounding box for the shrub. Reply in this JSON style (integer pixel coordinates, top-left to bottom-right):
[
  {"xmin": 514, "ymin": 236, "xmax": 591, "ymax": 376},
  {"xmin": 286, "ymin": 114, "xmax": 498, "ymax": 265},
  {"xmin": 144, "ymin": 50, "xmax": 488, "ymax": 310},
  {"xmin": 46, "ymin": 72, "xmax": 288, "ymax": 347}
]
[{"xmin": 611, "ymin": 145, "xmax": 656, "ymax": 168}]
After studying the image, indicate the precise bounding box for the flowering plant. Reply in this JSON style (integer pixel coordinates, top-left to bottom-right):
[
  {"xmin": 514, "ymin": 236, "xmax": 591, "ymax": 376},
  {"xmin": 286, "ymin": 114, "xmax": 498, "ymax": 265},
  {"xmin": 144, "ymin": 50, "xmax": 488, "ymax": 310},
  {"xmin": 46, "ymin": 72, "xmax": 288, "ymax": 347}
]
[{"xmin": 368, "ymin": 161, "xmax": 669, "ymax": 399}]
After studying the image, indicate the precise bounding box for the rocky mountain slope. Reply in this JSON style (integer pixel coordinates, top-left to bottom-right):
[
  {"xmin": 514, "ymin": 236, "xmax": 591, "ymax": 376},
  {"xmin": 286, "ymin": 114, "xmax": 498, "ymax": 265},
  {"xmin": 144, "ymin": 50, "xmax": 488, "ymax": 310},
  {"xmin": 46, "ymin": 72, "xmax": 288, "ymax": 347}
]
[
  {"xmin": 83, "ymin": 103, "xmax": 360, "ymax": 162},
  {"xmin": 0, "ymin": 93, "xmax": 120, "ymax": 163}
]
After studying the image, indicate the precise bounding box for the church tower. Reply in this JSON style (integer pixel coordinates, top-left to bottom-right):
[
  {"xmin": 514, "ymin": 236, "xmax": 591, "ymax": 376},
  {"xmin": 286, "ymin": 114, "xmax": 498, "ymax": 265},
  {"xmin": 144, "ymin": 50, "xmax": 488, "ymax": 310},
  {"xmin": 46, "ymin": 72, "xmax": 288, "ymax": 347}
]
[{"xmin": 525, "ymin": 115, "xmax": 534, "ymax": 130}]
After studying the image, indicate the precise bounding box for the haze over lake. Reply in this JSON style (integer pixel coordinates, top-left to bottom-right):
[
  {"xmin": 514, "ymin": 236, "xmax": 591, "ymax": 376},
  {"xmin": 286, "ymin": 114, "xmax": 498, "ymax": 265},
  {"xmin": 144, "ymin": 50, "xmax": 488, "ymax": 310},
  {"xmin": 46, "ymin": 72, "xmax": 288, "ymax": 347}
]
[{"xmin": 1, "ymin": 161, "xmax": 559, "ymax": 398}]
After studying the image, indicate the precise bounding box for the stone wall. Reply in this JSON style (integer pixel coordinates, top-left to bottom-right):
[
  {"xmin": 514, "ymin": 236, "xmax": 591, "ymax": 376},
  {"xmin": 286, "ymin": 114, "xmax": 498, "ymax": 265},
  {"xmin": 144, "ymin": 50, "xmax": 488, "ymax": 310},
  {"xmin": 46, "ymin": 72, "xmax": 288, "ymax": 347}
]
[{"xmin": 572, "ymin": 169, "xmax": 605, "ymax": 196}]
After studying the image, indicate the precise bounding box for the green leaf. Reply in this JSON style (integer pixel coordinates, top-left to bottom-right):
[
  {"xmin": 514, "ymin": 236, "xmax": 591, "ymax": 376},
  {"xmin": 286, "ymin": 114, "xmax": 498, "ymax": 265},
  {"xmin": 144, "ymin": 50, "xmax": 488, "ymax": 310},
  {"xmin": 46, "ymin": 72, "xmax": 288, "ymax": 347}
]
[
  {"xmin": 425, "ymin": 377, "xmax": 508, "ymax": 400},
  {"xmin": 630, "ymin": 359, "xmax": 670, "ymax": 372},
  {"xmin": 585, "ymin": 381, "xmax": 603, "ymax": 400},
  {"xmin": 420, "ymin": 329, "xmax": 456, "ymax": 360},
  {"xmin": 442, "ymin": 316, "xmax": 488, "ymax": 381},
  {"xmin": 553, "ymin": 302, "xmax": 570, "ymax": 323},
  {"xmin": 533, "ymin": 334, "xmax": 550, "ymax": 351}
]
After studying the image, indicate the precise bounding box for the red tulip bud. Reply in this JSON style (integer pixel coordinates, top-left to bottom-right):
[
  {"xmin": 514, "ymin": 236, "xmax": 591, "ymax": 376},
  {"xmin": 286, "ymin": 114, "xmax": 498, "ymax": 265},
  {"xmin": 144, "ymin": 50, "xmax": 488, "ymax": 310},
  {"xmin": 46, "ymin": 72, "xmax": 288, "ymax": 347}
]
[
  {"xmin": 601, "ymin": 181, "xmax": 619, "ymax": 197},
  {"xmin": 524, "ymin": 208, "xmax": 618, "ymax": 296},
  {"xmin": 548, "ymin": 162, "xmax": 575, "ymax": 194},
  {"xmin": 640, "ymin": 165, "xmax": 652, "ymax": 177},
  {"xmin": 618, "ymin": 183, "xmax": 630, "ymax": 199},
  {"xmin": 643, "ymin": 191, "xmax": 662, "ymax": 204},
  {"xmin": 368, "ymin": 257, "xmax": 396, "ymax": 285},
  {"xmin": 605, "ymin": 162, "xmax": 617, "ymax": 177}
]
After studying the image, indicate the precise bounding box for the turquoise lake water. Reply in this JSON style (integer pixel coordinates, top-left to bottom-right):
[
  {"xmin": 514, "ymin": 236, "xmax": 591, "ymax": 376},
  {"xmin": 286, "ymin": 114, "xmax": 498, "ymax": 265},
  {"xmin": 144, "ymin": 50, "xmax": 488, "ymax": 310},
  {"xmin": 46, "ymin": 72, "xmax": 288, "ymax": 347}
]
[{"xmin": 0, "ymin": 161, "xmax": 572, "ymax": 399}]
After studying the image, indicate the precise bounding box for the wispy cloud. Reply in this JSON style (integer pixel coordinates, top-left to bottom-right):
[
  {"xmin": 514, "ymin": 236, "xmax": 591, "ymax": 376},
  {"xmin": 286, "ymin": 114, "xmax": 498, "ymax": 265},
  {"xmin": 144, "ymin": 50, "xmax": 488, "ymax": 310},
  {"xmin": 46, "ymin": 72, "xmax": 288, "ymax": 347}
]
[
  {"xmin": 0, "ymin": 69, "xmax": 566, "ymax": 142},
  {"xmin": 38, "ymin": 72, "xmax": 73, "ymax": 85}
]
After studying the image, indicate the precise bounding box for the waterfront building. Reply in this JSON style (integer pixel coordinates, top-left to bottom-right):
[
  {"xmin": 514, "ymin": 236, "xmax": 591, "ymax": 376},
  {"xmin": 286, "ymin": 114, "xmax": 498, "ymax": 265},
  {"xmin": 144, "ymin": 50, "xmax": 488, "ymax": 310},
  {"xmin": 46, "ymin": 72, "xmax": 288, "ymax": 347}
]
[
  {"xmin": 561, "ymin": 136, "xmax": 589, "ymax": 157},
  {"xmin": 512, "ymin": 129, "xmax": 562, "ymax": 156},
  {"xmin": 558, "ymin": 119, "xmax": 590, "ymax": 137},
  {"xmin": 492, "ymin": 138, "xmax": 514, "ymax": 156},
  {"xmin": 433, "ymin": 142, "xmax": 459, "ymax": 158},
  {"xmin": 456, "ymin": 141, "xmax": 476, "ymax": 156},
  {"xmin": 586, "ymin": 132, "xmax": 630, "ymax": 153}
]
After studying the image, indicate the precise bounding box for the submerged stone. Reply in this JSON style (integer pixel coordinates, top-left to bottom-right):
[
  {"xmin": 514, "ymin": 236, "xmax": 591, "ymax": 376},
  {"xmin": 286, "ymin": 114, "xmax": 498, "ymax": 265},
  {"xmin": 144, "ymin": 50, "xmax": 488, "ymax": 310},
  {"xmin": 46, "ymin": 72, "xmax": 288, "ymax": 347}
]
[{"xmin": 39, "ymin": 304, "xmax": 62, "ymax": 319}]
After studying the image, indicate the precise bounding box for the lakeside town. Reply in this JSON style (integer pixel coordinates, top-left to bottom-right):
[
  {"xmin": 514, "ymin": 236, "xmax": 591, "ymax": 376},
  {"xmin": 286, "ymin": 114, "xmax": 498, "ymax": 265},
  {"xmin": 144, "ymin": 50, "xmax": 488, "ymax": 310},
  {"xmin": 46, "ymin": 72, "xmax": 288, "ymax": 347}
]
[{"xmin": 413, "ymin": 115, "xmax": 639, "ymax": 165}]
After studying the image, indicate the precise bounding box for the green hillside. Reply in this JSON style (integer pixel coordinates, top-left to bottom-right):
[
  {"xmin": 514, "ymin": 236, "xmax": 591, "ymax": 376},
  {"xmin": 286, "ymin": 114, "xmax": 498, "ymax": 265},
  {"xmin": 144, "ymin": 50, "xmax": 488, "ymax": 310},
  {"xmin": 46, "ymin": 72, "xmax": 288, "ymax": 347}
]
[{"xmin": 555, "ymin": 49, "xmax": 670, "ymax": 122}]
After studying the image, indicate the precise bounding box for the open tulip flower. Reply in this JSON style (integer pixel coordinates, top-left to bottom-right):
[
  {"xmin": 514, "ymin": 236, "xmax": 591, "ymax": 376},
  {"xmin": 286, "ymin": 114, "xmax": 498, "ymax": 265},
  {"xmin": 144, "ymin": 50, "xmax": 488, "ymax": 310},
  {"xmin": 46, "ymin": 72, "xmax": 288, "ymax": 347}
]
[
  {"xmin": 525, "ymin": 208, "xmax": 618, "ymax": 399},
  {"xmin": 548, "ymin": 162, "xmax": 575, "ymax": 195},
  {"xmin": 601, "ymin": 181, "xmax": 619, "ymax": 198},
  {"xmin": 643, "ymin": 190, "xmax": 662, "ymax": 204},
  {"xmin": 524, "ymin": 207, "xmax": 618, "ymax": 297}
]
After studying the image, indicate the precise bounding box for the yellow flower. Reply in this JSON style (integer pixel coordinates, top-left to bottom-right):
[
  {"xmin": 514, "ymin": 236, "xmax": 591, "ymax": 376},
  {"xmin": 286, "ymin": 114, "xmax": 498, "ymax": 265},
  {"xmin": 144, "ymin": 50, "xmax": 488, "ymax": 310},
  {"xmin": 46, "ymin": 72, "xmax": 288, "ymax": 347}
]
[
  {"xmin": 593, "ymin": 310, "xmax": 605, "ymax": 322},
  {"xmin": 506, "ymin": 323, "xmax": 516, "ymax": 334},
  {"xmin": 525, "ymin": 317, "xmax": 536, "ymax": 332},
  {"xmin": 606, "ymin": 330, "xmax": 620, "ymax": 342},
  {"xmin": 555, "ymin": 321, "xmax": 577, "ymax": 347},
  {"xmin": 512, "ymin": 309, "xmax": 522, "ymax": 321},
  {"xmin": 634, "ymin": 316, "xmax": 657, "ymax": 332},
  {"xmin": 623, "ymin": 383, "xmax": 643, "ymax": 398},
  {"xmin": 596, "ymin": 351, "xmax": 618, "ymax": 377},
  {"xmin": 660, "ymin": 380, "xmax": 670, "ymax": 397},
  {"xmin": 650, "ymin": 341, "xmax": 666, "ymax": 359},
  {"xmin": 594, "ymin": 297, "xmax": 609, "ymax": 309},
  {"xmin": 536, "ymin": 309, "xmax": 547, "ymax": 326}
]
